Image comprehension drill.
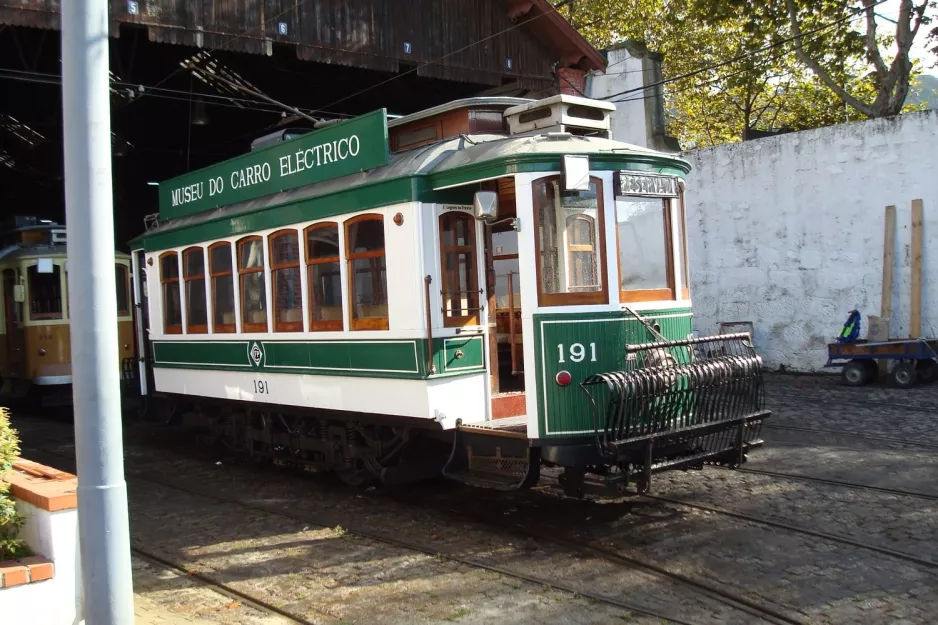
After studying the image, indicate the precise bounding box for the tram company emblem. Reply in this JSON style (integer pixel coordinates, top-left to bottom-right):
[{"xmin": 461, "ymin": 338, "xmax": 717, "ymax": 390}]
[{"xmin": 249, "ymin": 342, "xmax": 264, "ymax": 367}]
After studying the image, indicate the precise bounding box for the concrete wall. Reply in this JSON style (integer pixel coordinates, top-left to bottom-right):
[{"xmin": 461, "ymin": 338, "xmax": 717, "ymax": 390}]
[
  {"xmin": 682, "ymin": 110, "xmax": 938, "ymax": 371},
  {"xmin": 588, "ymin": 42, "xmax": 678, "ymax": 152},
  {"xmin": 0, "ymin": 501, "xmax": 82, "ymax": 624}
]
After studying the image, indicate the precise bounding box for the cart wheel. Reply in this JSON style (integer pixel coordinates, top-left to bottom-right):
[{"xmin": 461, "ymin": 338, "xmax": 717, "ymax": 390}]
[
  {"xmin": 841, "ymin": 361, "xmax": 868, "ymax": 387},
  {"xmin": 862, "ymin": 360, "xmax": 880, "ymax": 382},
  {"xmin": 892, "ymin": 362, "xmax": 917, "ymax": 388},
  {"xmin": 915, "ymin": 360, "xmax": 938, "ymax": 384}
]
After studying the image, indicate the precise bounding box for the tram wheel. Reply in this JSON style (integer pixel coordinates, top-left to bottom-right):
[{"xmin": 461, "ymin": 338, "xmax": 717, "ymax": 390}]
[
  {"xmin": 915, "ymin": 359, "xmax": 938, "ymax": 384},
  {"xmin": 841, "ymin": 360, "xmax": 869, "ymax": 387},
  {"xmin": 892, "ymin": 362, "xmax": 917, "ymax": 388}
]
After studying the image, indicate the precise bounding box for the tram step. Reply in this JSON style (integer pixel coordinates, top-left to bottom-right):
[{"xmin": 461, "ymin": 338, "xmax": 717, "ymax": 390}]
[{"xmin": 442, "ymin": 422, "xmax": 539, "ymax": 490}]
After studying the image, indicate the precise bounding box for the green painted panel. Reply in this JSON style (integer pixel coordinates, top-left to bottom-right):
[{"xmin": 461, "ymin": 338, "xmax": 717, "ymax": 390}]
[
  {"xmin": 532, "ymin": 309, "xmax": 693, "ymax": 439},
  {"xmin": 148, "ymin": 337, "xmax": 487, "ymax": 379},
  {"xmin": 441, "ymin": 336, "xmax": 485, "ymax": 373},
  {"xmin": 159, "ymin": 110, "xmax": 390, "ymax": 220},
  {"xmin": 152, "ymin": 340, "xmax": 251, "ymax": 368},
  {"xmin": 142, "ymin": 178, "xmax": 474, "ymax": 252}
]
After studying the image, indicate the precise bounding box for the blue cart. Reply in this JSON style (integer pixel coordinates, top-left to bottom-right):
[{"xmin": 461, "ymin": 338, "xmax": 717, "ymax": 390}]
[{"xmin": 825, "ymin": 338, "xmax": 938, "ymax": 387}]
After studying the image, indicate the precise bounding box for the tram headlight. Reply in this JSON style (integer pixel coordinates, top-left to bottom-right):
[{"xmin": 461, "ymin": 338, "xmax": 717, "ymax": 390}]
[{"xmin": 555, "ymin": 370, "xmax": 572, "ymax": 387}]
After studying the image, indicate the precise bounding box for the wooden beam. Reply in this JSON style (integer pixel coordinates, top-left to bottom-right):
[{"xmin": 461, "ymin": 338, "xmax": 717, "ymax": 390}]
[
  {"xmin": 910, "ymin": 199, "xmax": 924, "ymax": 338},
  {"xmin": 881, "ymin": 205, "xmax": 896, "ymax": 321}
]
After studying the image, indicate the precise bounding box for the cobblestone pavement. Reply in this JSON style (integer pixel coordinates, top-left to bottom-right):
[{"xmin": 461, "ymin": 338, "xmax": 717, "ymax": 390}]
[{"xmin": 11, "ymin": 373, "xmax": 938, "ymax": 624}]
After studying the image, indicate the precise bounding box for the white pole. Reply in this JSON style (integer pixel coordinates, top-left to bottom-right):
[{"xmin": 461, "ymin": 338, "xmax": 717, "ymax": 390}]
[{"xmin": 61, "ymin": 2, "xmax": 135, "ymax": 623}]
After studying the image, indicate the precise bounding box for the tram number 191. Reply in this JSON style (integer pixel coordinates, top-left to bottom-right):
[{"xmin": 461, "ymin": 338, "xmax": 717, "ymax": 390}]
[
  {"xmin": 557, "ymin": 343, "xmax": 597, "ymax": 364},
  {"xmin": 253, "ymin": 380, "xmax": 269, "ymax": 394}
]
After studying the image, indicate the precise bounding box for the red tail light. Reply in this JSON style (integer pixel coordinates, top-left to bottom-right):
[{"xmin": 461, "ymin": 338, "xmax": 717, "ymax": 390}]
[{"xmin": 555, "ymin": 370, "xmax": 572, "ymax": 386}]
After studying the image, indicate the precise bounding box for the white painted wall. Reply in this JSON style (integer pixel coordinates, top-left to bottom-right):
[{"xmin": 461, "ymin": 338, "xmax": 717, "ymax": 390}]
[
  {"xmin": 587, "ymin": 46, "xmax": 650, "ymax": 149},
  {"xmin": 682, "ymin": 110, "xmax": 938, "ymax": 371},
  {"xmin": 0, "ymin": 501, "xmax": 83, "ymax": 625}
]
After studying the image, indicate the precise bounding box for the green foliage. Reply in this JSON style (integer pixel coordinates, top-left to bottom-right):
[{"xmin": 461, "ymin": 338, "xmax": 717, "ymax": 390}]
[
  {"xmin": 555, "ymin": 0, "xmax": 933, "ymax": 147},
  {"xmin": 0, "ymin": 406, "xmax": 28, "ymax": 560}
]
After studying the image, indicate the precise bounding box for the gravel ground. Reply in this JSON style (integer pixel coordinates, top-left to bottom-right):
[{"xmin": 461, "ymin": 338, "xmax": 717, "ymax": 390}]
[{"xmin": 10, "ymin": 373, "xmax": 938, "ymax": 624}]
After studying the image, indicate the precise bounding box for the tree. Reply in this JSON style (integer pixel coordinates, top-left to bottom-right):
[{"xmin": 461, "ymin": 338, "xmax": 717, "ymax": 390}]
[
  {"xmin": 785, "ymin": 0, "xmax": 935, "ymax": 117},
  {"xmin": 556, "ymin": 0, "xmax": 875, "ymax": 147}
]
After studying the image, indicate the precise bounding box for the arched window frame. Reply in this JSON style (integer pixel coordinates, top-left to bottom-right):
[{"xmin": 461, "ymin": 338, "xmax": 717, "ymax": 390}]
[
  {"xmin": 237, "ymin": 235, "xmax": 268, "ymax": 333},
  {"xmin": 531, "ymin": 174, "xmax": 608, "ymax": 307},
  {"xmin": 268, "ymin": 229, "xmax": 303, "ymax": 333},
  {"xmin": 159, "ymin": 251, "xmax": 182, "ymax": 334},
  {"xmin": 344, "ymin": 214, "xmax": 389, "ymax": 331},
  {"xmin": 438, "ymin": 211, "xmax": 480, "ymax": 327},
  {"xmin": 208, "ymin": 241, "xmax": 236, "ymax": 333},
  {"xmin": 182, "ymin": 246, "xmax": 208, "ymax": 334},
  {"xmin": 304, "ymin": 222, "xmax": 343, "ymax": 332}
]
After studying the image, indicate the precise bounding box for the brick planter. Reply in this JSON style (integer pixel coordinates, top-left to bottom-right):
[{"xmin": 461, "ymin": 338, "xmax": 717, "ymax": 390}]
[{"xmin": 0, "ymin": 459, "xmax": 81, "ymax": 624}]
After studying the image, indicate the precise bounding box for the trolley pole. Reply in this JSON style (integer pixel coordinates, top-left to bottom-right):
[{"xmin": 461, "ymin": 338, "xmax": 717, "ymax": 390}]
[{"xmin": 61, "ymin": 1, "xmax": 135, "ymax": 623}]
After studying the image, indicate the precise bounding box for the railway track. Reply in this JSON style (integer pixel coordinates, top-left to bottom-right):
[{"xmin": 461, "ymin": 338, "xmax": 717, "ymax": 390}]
[
  {"xmin": 26, "ymin": 442, "xmax": 801, "ymax": 625},
  {"xmin": 767, "ymin": 389, "xmax": 938, "ymax": 415},
  {"xmin": 729, "ymin": 466, "xmax": 938, "ymax": 502},
  {"xmin": 765, "ymin": 423, "xmax": 938, "ymax": 450},
  {"xmin": 641, "ymin": 493, "xmax": 938, "ymax": 572}
]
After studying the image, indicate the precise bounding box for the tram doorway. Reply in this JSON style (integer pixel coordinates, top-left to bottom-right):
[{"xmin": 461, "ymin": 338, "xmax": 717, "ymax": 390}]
[
  {"xmin": 485, "ymin": 178, "xmax": 526, "ymax": 419},
  {"xmin": 2, "ymin": 269, "xmax": 26, "ymax": 377}
]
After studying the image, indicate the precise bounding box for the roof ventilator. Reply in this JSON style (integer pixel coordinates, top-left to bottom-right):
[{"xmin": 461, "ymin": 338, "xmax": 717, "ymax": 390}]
[{"xmin": 503, "ymin": 95, "xmax": 615, "ymax": 138}]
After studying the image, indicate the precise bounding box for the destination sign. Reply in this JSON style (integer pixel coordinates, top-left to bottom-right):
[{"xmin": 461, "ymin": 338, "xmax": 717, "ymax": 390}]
[
  {"xmin": 158, "ymin": 109, "xmax": 390, "ymax": 220},
  {"xmin": 615, "ymin": 171, "xmax": 679, "ymax": 198}
]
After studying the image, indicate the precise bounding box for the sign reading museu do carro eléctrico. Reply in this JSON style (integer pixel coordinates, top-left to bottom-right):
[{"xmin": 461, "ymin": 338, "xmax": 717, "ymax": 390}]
[{"xmin": 158, "ymin": 108, "xmax": 390, "ymax": 220}]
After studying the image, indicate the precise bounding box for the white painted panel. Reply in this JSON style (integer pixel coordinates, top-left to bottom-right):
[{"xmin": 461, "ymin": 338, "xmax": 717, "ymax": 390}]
[
  {"xmin": 154, "ymin": 367, "xmax": 434, "ymax": 419},
  {"xmin": 426, "ymin": 373, "xmax": 486, "ymax": 429}
]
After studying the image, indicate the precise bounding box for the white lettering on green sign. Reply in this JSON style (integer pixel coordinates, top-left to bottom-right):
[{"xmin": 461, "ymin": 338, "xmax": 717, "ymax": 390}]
[{"xmin": 159, "ymin": 110, "xmax": 388, "ymax": 220}]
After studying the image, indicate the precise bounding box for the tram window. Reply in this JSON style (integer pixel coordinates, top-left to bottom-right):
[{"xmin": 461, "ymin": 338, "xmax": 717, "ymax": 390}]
[
  {"xmin": 115, "ymin": 264, "xmax": 130, "ymax": 316},
  {"xmin": 238, "ymin": 236, "xmax": 267, "ymax": 332},
  {"xmin": 209, "ymin": 242, "xmax": 236, "ymax": 333},
  {"xmin": 615, "ymin": 197, "xmax": 675, "ymax": 302},
  {"xmin": 439, "ymin": 212, "xmax": 479, "ymax": 326},
  {"xmin": 305, "ymin": 223, "xmax": 343, "ymax": 331},
  {"xmin": 27, "ymin": 264, "xmax": 63, "ymax": 321},
  {"xmin": 159, "ymin": 252, "xmax": 182, "ymax": 334},
  {"xmin": 269, "ymin": 230, "xmax": 302, "ymax": 332},
  {"xmin": 532, "ymin": 175, "xmax": 607, "ymax": 306},
  {"xmin": 183, "ymin": 247, "xmax": 208, "ymax": 333},
  {"xmin": 345, "ymin": 215, "xmax": 388, "ymax": 331}
]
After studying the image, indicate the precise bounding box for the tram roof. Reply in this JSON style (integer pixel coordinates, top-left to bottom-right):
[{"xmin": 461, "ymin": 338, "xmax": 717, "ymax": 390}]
[
  {"xmin": 134, "ymin": 132, "xmax": 691, "ymax": 252},
  {"xmin": 0, "ymin": 244, "xmax": 131, "ymax": 263}
]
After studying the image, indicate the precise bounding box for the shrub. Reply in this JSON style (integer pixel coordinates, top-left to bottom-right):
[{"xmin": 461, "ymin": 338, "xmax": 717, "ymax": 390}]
[{"xmin": 0, "ymin": 406, "xmax": 29, "ymax": 560}]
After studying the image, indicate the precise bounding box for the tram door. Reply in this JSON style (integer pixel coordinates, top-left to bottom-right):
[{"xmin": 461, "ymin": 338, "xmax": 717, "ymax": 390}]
[
  {"xmin": 2, "ymin": 269, "xmax": 26, "ymax": 377},
  {"xmin": 133, "ymin": 251, "xmax": 155, "ymax": 396},
  {"xmin": 486, "ymin": 178, "xmax": 526, "ymax": 419}
]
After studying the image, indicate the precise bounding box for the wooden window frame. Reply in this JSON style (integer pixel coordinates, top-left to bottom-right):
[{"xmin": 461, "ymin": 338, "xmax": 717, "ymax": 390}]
[
  {"xmin": 26, "ymin": 263, "xmax": 64, "ymax": 321},
  {"xmin": 115, "ymin": 263, "xmax": 130, "ymax": 316},
  {"xmin": 208, "ymin": 241, "xmax": 236, "ymax": 333},
  {"xmin": 678, "ymin": 189, "xmax": 690, "ymax": 300},
  {"xmin": 268, "ymin": 229, "xmax": 303, "ymax": 333},
  {"xmin": 345, "ymin": 214, "xmax": 389, "ymax": 331},
  {"xmin": 304, "ymin": 222, "xmax": 343, "ymax": 332},
  {"xmin": 182, "ymin": 247, "xmax": 208, "ymax": 334},
  {"xmin": 439, "ymin": 212, "xmax": 480, "ymax": 327},
  {"xmin": 159, "ymin": 251, "xmax": 182, "ymax": 334},
  {"xmin": 237, "ymin": 236, "xmax": 268, "ymax": 333},
  {"xmin": 532, "ymin": 175, "xmax": 608, "ymax": 307},
  {"xmin": 614, "ymin": 196, "xmax": 677, "ymax": 304}
]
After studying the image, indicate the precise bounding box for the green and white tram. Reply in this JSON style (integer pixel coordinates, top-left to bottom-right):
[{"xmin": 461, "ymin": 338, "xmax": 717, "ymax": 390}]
[{"xmin": 130, "ymin": 95, "xmax": 769, "ymax": 494}]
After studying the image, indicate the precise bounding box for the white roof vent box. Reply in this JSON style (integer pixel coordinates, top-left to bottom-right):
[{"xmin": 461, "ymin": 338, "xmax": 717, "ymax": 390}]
[{"xmin": 503, "ymin": 95, "xmax": 615, "ymax": 138}]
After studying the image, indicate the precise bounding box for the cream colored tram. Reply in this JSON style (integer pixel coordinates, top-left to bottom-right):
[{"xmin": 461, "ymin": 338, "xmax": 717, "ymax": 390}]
[{"xmin": 0, "ymin": 218, "xmax": 136, "ymax": 406}]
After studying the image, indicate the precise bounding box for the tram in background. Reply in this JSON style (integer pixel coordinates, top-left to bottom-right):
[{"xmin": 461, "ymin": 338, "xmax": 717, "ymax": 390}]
[
  {"xmin": 129, "ymin": 95, "xmax": 770, "ymax": 496},
  {"xmin": 0, "ymin": 216, "xmax": 136, "ymax": 407}
]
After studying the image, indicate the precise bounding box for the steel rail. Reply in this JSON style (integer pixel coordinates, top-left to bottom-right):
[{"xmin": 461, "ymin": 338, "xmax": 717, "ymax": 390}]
[
  {"xmin": 765, "ymin": 423, "xmax": 938, "ymax": 450},
  {"xmin": 643, "ymin": 494, "xmax": 938, "ymax": 571},
  {"xmin": 726, "ymin": 466, "xmax": 938, "ymax": 502}
]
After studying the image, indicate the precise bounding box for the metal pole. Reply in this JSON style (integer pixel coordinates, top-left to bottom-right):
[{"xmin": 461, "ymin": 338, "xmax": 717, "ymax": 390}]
[{"xmin": 61, "ymin": 2, "xmax": 135, "ymax": 623}]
